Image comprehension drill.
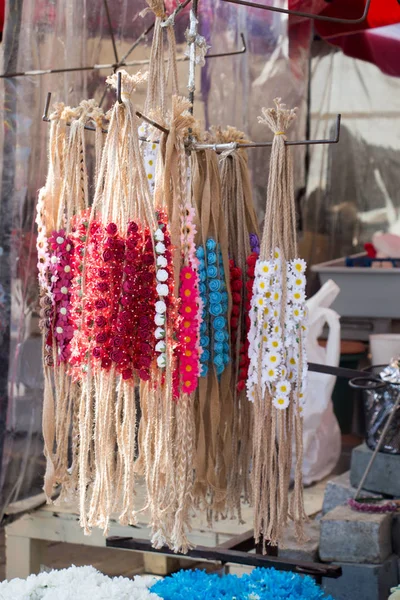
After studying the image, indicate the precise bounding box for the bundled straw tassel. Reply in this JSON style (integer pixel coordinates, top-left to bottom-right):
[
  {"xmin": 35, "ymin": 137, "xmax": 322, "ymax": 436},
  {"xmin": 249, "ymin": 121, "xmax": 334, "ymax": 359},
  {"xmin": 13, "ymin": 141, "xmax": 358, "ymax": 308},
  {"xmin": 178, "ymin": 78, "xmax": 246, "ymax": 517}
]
[
  {"xmin": 218, "ymin": 128, "xmax": 259, "ymax": 521},
  {"xmin": 247, "ymin": 99, "xmax": 308, "ymax": 550}
]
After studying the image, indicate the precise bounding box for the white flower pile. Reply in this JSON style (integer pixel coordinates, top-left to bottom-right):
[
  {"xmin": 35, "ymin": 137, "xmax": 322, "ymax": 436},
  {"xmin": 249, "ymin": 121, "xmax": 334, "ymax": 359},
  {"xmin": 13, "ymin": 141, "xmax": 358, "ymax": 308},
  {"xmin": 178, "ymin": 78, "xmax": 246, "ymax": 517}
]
[
  {"xmin": 247, "ymin": 249, "xmax": 308, "ymax": 412},
  {"xmin": 0, "ymin": 566, "xmax": 161, "ymax": 600}
]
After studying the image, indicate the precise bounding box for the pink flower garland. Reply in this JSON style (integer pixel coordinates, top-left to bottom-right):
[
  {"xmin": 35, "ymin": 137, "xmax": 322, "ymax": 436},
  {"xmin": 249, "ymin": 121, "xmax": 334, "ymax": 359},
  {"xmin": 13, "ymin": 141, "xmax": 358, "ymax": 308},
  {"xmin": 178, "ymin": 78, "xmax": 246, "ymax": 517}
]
[
  {"xmin": 173, "ymin": 206, "xmax": 202, "ymax": 398},
  {"xmin": 48, "ymin": 229, "xmax": 74, "ymax": 364}
]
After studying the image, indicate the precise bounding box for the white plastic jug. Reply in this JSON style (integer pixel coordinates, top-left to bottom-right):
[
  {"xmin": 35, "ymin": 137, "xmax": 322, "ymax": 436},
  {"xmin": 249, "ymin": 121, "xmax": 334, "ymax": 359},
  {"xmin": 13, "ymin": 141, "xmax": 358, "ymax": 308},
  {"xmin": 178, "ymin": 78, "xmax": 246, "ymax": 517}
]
[{"xmin": 300, "ymin": 279, "xmax": 342, "ymax": 485}]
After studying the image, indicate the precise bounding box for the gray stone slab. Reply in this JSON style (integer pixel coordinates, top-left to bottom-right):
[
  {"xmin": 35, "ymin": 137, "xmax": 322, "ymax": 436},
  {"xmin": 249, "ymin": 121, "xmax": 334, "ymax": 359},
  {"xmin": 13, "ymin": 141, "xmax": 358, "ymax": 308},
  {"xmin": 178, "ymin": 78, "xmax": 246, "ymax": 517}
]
[
  {"xmin": 279, "ymin": 519, "xmax": 319, "ymax": 562},
  {"xmin": 320, "ymin": 505, "xmax": 393, "ymax": 564},
  {"xmin": 323, "ymin": 555, "xmax": 399, "ymax": 600},
  {"xmin": 350, "ymin": 444, "xmax": 400, "ymax": 497},
  {"xmin": 322, "ymin": 471, "xmax": 382, "ymax": 515}
]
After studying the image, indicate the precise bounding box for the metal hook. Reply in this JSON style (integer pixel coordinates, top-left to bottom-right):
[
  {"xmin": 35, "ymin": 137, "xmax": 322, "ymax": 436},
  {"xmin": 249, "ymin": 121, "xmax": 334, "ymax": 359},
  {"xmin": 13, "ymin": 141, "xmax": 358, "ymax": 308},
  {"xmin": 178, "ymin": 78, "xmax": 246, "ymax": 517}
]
[{"xmin": 221, "ymin": 0, "xmax": 372, "ymax": 25}]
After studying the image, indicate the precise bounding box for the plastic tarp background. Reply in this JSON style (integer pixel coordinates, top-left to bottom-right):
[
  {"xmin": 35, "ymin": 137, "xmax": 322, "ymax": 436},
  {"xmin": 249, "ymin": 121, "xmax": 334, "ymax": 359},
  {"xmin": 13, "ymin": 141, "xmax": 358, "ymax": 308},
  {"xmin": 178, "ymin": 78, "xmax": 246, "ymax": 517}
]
[
  {"xmin": 302, "ymin": 36, "xmax": 400, "ymax": 292},
  {"xmin": 0, "ymin": 0, "xmax": 311, "ymax": 517}
]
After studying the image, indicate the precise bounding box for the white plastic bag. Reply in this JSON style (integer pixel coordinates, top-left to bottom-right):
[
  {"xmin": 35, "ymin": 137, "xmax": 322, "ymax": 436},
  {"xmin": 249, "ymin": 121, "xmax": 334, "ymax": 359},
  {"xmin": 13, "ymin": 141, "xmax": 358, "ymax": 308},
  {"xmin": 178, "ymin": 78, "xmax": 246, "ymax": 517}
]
[{"xmin": 300, "ymin": 280, "xmax": 342, "ymax": 485}]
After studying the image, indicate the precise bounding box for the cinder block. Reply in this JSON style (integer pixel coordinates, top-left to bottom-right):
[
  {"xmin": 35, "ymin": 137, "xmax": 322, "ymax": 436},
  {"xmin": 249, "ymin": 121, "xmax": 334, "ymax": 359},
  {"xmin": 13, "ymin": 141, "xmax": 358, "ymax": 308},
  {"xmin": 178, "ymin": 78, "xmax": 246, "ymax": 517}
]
[
  {"xmin": 320, "ymin": 504, "xmax": 393, "ymax": 564},
  {"xmin": 323, "ymin": 555, "xmax": 399, "ymax": 600},
  {"xmin": 322, "ymin": 471, "xmax": 382, "ymax": 515},
  {"xmin": 279, "ymin": 519, "xmax": 320, "ymax": 562},
  {"xmin": 350, "ymin": 444, "xmax": 400, "ymax": 497}
]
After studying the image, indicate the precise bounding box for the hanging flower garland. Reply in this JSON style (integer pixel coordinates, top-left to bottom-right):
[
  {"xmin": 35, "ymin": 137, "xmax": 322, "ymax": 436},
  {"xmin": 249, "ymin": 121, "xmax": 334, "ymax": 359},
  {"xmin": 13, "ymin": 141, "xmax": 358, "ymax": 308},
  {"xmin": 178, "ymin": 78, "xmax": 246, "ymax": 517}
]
[{"xmin": 246, "ymin": 99, "xmax": 308, "ymax": 549}]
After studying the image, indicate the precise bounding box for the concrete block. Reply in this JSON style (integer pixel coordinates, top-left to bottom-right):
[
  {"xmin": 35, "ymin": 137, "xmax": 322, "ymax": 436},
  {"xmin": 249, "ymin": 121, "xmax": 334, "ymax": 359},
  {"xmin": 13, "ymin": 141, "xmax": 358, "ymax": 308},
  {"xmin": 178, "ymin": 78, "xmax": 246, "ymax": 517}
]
[
  {"xmin": 351, "ymin": 444, "xmax": 400, "ymax": 497},
  {"xmin": 392, "ymin": 514, "xmax": 400, "ymax": 555},
  {"xmin": 279, "ymin": 519, "xmax": 320, "ymax": 562},
  {"xmin": 322, "ymin": 471, "xmax": 382, "ymax": 515},
  {"xmin": 320, "ymin": 505, "xmax": 393, "ymax": 564},
  {"xmin": 323, "ymin": 555, "xmax": 399, "ymax": 600}
]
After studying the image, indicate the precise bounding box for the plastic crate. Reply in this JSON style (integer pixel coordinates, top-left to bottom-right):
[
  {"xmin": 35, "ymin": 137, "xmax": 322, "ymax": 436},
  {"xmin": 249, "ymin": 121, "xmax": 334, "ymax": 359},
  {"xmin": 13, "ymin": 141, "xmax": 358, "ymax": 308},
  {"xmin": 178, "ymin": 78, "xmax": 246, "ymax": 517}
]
[{"xmin": 311, "ymin": 252, "xmax": 400, "ymax": 319}]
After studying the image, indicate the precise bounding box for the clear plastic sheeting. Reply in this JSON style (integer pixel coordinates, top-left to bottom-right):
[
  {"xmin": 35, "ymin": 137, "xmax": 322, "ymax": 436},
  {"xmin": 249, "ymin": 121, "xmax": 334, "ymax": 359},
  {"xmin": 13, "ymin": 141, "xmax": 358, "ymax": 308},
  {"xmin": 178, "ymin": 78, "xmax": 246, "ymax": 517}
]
[
  {"xmin": 0, "ymin": 0, "xmax": 309, "ymax": 517},
  {"xmin": 302, "ymin": 42, "xmax": 400, "ymax": 292}
]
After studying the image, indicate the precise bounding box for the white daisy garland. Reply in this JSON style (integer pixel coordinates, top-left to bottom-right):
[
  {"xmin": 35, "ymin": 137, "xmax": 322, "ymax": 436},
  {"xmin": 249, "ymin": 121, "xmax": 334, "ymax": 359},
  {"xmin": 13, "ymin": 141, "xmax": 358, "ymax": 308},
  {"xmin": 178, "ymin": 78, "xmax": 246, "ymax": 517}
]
[
  {"xmin": 153, "ymin": 227, "xmax": 168, "ymax": 369},
  {"xmin": 247, "ymin": 249, "xmax": 308, "ymax": 412}
]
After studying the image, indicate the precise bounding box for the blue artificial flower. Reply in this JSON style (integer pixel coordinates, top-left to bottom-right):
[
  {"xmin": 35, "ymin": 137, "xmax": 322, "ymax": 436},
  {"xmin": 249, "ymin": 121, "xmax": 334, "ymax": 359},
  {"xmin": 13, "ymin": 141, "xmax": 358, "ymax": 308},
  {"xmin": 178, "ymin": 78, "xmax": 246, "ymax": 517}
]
[
  {"xmin": 223, "ymin": 352, "xmax": 230, "ymax": 365},
  {"xmin": 200, "ymin": 335, "xmax": 210, "ymax": 348},
  {"xmin": 199, "ymin": 283, "xmax": 206, "ymax": 295},
  {"xmin": 213, "ymin": 342, "xmax": 224, "ymax": 354},
  {"xmin": 221, "ymin": 291, "xmax": 228, "ymax": 303},
  {"xmin": 199, "ymin": 321, "xmax": 207, "ymax": 334},
  {"xmin": 209, "ymin": 291, "xmax": 222, "ymax": 304},
  {"xmin": 214, "ymin": 331, "xmax": 225, "ymax": 343},
  {"xmin": 213, "ymin": 316, "xmax": 226, "ymax": 331},
  {"xmin": 151, "ymin": 567, "xmax": 335, "ymax": 600},
  {"xmin": 209, "ymin": 303, "xmax": 222, "ymax": 317},
  {"xmin": 200, "ymin": 364, "xmax": 208, "ymax": 377},
  {"xmin": 200, "ymin": 349, "xmax": 210, "ymax": 363},
  {"xmin": 196, "ymin": 246, "xmax": 205, "ymax": 259},
  {"xmin": 207, "ymin": 265, "xmax": 218, "ymax": 279},
  {"xmin": 213, "ymin": 354, "xmax": 223, "ymax": 367},
  {"xmin": 199, "ymin": 270, "xmax": 206, "ymax": 283},
  {"xmin": 209, "ymin": 279, "xmax": 221, "ymax": 292},
  {"xmin": 223, "ymin": 342, "xmax": 230, "ymax": 353},
  {"xmin": 197, "ymin": 258, "xmax": 206, "ymax": 271},
  {"xmin": 206, "ymin": 238, "xmax": 216, "ymax": 251},
  {"xmin": 207, "ymin": 251, "xmax": 217, "ymax": 265},
  {"xmin": 216, "ymin": 364, "xmax": 225, "ymax": 376}
]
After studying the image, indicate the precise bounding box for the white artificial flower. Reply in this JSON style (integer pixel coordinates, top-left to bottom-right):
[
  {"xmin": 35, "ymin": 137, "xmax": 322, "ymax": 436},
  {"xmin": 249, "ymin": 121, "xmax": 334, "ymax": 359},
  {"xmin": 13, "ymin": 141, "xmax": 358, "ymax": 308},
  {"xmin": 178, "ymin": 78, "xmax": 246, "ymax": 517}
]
[
  {"xmin": 154, "ymin": 313, "xmax": 165, "ymax": 326},
  {"xmin": 271, "ymin": 323, "xmax": 282, "ymax": 337},
  {"xmin": 265, "ymin": 352, "xmax": 281, "ymax": 368},
  {"xmin": 154, "ymin": 228, "xmax": 165, "ymax": 242},
  {"xmin": 292, "ymin": 306, "xmax": 303, "ymax": 322},
  {"xmin": 263, "ymin": 366, "xmax": 278, "ymax": 383},
  {"xmin": 273, "ymin": 247, "xmax": 281, "ymax": 260},
  {"xmin": 156, "ymin": 255, "xmax": 168, "ymax": 268},
  {"xmin": 267, "ymin": 337, "xmax": 282, "ymax": 352},
  {"xmin": 276, "ymin": 379, "xmax": 291, "ymax": 396},
  {"xmin": 256, "ymin": 279, "xmax": 269, "ymax": 294},
  {"xmin": 157, "ymin": 353, "xmax": 167, "ymax": 368},
  {"xmin": 291, "ymin": 258, "xmax": 307, "ymax": 274},
  {"xmin": 271, "ymin": 289, "xmax": 281, "ymax": 304},
  {"xmin": 155, "ymin": 242, "xmax": 166, "ymax": 254},
  {"xmin": 156, "ymin": 283, "xmax": 169, "ymax": 296},
  {"xmin": 156, "ymin": 269, "xmax": 168, "ymax": 282},
  {"xmin": 256, "ymin": 260, "xmax": 272, "ymax": 278},
  {"xmin": 273, "ymin": 395, "xmax": 290, "ymax": 410},
  {"xmin": 254, "ymin": 295, "xmax": 266, "ymax": 310},
  {"xmin": 289, "ymin": 273, "xmax": 306, "ymax": 289},
  {"xmin": 292, "ymin": 289, "xmax": 306, "ymax": 304},
  {"xmin": 50, "ymin": 255, "xmax": 59, "ymax": 264},
  {"xmin": 155, "ymin": 327, "xmax": 165, "ymax": 339},
  {"xmin": 247, "ymin": 385, "xmax": 257, "ymax": 403},
  {"xmin": 155, "ymin": 300, "xmax": 167, "ymax": 314},
  {"xmin": 155, "ymin": 340, "xmax": 166, "ymax": 353}
]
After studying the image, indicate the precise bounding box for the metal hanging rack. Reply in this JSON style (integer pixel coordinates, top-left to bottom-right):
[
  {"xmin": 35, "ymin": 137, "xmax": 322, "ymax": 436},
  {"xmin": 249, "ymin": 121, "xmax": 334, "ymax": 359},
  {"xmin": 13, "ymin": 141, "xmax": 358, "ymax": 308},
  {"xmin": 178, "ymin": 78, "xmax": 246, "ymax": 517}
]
[
  {"xmin": 221, "ymin": 0, "xmax": 372, "ymax": 25},
  {"xmin": 32, "ymin": 0, "xmax": 376, "ymax": 582}
]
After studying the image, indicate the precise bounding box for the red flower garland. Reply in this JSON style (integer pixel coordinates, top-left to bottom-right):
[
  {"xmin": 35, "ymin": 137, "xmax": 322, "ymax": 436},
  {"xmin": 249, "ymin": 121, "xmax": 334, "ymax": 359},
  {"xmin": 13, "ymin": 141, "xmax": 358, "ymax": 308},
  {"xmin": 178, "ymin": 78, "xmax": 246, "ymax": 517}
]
[{"xmin": 113, "ymin": 221, "xmax": 157, "ymax": 382}]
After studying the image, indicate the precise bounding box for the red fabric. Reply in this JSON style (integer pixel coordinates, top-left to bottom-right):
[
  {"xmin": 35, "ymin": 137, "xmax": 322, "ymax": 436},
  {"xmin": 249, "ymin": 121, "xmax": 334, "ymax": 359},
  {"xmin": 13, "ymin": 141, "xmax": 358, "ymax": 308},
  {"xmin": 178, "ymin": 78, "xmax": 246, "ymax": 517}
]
[
  {"xmin": 0, "ymin": 0, "xmax": 4, "ymax": 33},
  {"xmin": 316, "ymin": 0, "xmax": 400, "ymax": 39},
  {"xmin": 328, "ymin": 25, "xmax": 400, "ymax": 78}
]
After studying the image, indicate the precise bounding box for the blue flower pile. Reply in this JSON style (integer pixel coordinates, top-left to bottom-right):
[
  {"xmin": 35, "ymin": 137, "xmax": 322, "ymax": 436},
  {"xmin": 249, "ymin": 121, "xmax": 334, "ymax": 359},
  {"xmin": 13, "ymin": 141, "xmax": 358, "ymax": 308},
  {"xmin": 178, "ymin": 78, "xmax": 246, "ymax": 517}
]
[
  {"xmin": 196, "ymin": 238, "xmax": 230, "ymax": 378},
  {"xmin": 151, "ymin": 567, "xmax": 335, "ymax": 600}
]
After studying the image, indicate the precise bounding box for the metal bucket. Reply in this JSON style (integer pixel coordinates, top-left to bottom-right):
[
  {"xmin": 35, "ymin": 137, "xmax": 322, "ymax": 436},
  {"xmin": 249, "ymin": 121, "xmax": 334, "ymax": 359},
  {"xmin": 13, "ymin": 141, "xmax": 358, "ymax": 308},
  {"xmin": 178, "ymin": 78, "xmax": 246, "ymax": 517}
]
[{"xmin": 356, "ymin": 365, "xmax": 400, "ymax": 455}]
